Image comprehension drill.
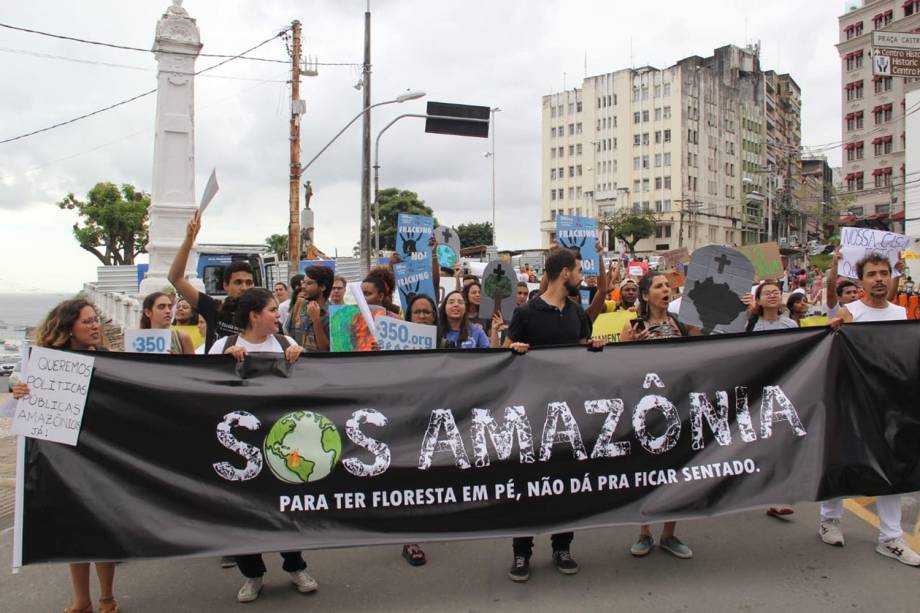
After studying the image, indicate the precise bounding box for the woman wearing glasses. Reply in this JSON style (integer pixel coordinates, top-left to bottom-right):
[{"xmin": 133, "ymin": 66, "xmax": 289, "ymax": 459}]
[
  {"xmin": 11, "ymin": 298, "xmax": 120, "ymax": 613},
  {"xmin": 745, "ymin": 280, "xmax": 798, "ymax": 332}
]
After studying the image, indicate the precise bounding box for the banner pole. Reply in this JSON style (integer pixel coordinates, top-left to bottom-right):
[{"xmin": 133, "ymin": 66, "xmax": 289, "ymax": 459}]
[{"xmin": 11, "ymin": 435, "xmax": 25, "ymax": 572}]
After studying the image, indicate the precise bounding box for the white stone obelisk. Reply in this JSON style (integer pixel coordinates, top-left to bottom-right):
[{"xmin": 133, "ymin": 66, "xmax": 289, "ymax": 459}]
[{"xmin": 139, "ymin": 0, "xmax": 204, "ymax": 296}]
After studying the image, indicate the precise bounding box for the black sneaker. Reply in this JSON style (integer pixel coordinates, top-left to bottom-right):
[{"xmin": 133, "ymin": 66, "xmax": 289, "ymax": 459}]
[
  {"xmin": 553, "ymin": 549, "xmax": 580, "ymax": 575},
  {"xmin": 508, "ymin": 555, "xmax": 530, "ymax": 582}
]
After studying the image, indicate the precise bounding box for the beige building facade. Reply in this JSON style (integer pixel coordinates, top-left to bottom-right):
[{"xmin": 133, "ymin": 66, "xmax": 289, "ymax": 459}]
[{"xmin": 540, "ymin": 45, "xmax": 803, "ymax": 255}]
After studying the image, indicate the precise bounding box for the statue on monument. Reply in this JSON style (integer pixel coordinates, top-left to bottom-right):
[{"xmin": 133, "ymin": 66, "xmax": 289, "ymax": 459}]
[{"xmin": 168, "ymin": 0, "xmax": 188, "ymax": 16}]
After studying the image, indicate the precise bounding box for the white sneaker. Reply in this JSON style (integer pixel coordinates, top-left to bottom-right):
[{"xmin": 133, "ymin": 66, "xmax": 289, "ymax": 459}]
[
  {"xmin": 237, "ymin": 576, "xmax": 263, "ymax": 603},
  {"xmin": 819, "ymin": 519, "xmax": 845, "ymax": 546},
  {"xmin": 289, "ymin": 569, "xmax": 318, "ymax": 593},
  {"xmin": 876, "ymin": 537, "xmax": 920, "ymax": 566}
]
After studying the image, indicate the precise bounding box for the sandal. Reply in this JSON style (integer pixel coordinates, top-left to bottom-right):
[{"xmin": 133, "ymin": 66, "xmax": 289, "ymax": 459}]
[
  {"xmin": 99, "ymin": 597, "xmax": 119, "ymax": 613},
  {"xmin": 767, "ymin": 506, "xmax": 795, "ymax": 517},
  {"xmin": 401, "ymin": 543, "xmax": 427, "ymax": 566},
  {"xmin": 64, "ymin": 606, "xmax": 93, "ymax": 613}
]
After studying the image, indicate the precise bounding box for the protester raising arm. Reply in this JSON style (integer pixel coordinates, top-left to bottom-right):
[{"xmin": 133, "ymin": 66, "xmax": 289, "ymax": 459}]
[
  {"xmin": 168, "ymin": 209, "xmax": 203, "ymax": 309},
  {"xmin": 826, "ymin": 250, "xmax": 841, "ymax": 310}
]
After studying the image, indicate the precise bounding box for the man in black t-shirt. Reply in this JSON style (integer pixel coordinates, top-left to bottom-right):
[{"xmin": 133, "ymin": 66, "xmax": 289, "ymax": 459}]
[
  {"xmin": 503, "ymin": 248, "xmax": 604, "ymax": 582},
  {"xmin": 168, "ymin": 209, "xmax": 254, "ymax": 352}
]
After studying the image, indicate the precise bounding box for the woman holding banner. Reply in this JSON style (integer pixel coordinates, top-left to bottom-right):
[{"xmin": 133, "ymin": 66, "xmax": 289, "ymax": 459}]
[
  {"xmin": 439, "ymin": 290, "xmax": 491, "ymax": 349},
  {"xmin": 620, "ymin": 273, "xmax": 695, "ymax": 560},
  {"xmin": 11, "ymin": 298, "xmax": 120, "ymax": 613},
  {"xmin": 140, "ymin": 292, "xmax": 194, "ymax": 354}
]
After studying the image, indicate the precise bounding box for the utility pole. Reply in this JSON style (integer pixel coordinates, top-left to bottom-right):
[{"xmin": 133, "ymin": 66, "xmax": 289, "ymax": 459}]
[
  {"xmin": 287, "ymin": 20, "xmax": 302, "ymax": 264},
  {"xmin": 359, "ymin": 5, "xmax": 372, "ymax": 272}
]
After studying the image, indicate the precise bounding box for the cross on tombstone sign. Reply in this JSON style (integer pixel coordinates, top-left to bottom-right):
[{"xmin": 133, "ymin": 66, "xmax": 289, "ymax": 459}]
[
  {"xmin": 441, "ymin": 228, "xmax": 453, "ymax": 243},
  {"xmin": 714, "ymin": 253, "xmax": 732, "ymax": 274},
  {"xmin": 493, "ymin": 263, "xmax": 505, "ymax": 277}
]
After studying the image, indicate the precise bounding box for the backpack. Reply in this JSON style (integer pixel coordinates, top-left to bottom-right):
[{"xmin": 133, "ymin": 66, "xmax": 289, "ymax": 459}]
[{"xmin": 223, "ymin": 334, "xmax": 291, "ymax": 351}]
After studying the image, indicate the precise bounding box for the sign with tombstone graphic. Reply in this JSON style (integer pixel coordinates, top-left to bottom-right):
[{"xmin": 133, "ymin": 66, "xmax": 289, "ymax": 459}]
[
  {"xmin": 556, "ymin": 214, "xmax": 600, "ymax": 276},
  {"xmin": 678, "ymin": 246, "xmax": 755, "ymax": 334},
  {"xmin": 395, "ymin": 213, "xmax": 434, "ymax": 262},
  {"xmin": 434, "ymin": 225, "xmax": 462, "ymax": 269},
  {"xmin": 480, "ymin": 260, "xmax": 518, "ymax": 324}
]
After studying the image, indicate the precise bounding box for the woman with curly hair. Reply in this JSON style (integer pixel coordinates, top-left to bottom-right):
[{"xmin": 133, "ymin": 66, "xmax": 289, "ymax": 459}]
[
  {"xmin": 12, "ymin": 297, "xmax": 120, "ymax": 613},
  {"xmin": 362, "ymin": 266, "xmax": 401, "ymax": 316}
]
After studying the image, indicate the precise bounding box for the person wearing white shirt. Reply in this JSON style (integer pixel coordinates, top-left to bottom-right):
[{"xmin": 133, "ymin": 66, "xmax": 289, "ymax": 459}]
[
  {"xmin": 207, "ymin": 287, "xmax": 315, "ymax": 601},
  {"xmin": 822, "ymin": 253, "xmax": 919, "ymax": 566}
]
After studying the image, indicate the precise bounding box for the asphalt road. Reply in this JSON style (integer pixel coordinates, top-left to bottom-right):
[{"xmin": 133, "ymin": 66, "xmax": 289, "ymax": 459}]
[{"xmin": 2, "ymin": 501, "xmax": 917, "ymax": 612}]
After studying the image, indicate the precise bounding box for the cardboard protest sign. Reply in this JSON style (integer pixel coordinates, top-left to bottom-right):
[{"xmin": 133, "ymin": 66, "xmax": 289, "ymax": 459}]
[
  {"xmin": 480, "ymin": 260, "xmax": 518, "ymax": 324},
  {"xmin": 661, "ymin": 247, "xmax": 690, "ymax": 271},
  {"xmin": 679, "ymin": 246, "xmax": 755, "ymax": 334},
  {"xmin": 628, "ymin": 261, "xmax": 648, "ymax": 278},
  {"xmin": 800, "ymin": 315, "xmax": 829, "ymax": 328},
  {"xmin": 591, "ymin": 309, "xmax": 637, "ymax": 343},
  {"xmin": 556, "ymin": 214, "xmax": 600, "ymax": 276},
  {"xmin": 124, "ymin": 329, "xmax": 171, "ymax": 354},
  {"xmin": 837, "ymin": 227, "xmax": 911, "ymax": 278},
  {"xmin": 12, "ymin": 347, "xmax": 94, "ymax": 446},
  {"xmin": 396, "ymin": 213, "xmax": 434, "ymax": 262},
  {"xmin": 329, "ymin": 304, "xmax": 385, "ymax": 352},
  {"xmin": 665, "ymin": 271, "xmax": 686, "ymax": 289},
  {"xmin": 375, "ymin": 318, "xmax": 437, "ymax": 351},
  {"xmin": 199, "ymin": 168, "xmax": 219, "ymax": 213},
  {"xmin": 434, "ymin": 225, "xmax": 462, "ymax": 269},
  {"xmin": 579, "ymin": 289, "xmax": 591, "ymax": 309},
  {"xmin": 738, "ymin": 242, "xmax": 783, "ymax": 282},
  {"xmin": 393, "ymin": 259, "xmax": 436, "ymax": 314},
  {"xmin": 172, "ymin": 324, "xmax": 204, "ymax": 349},
  {"xmin": 299, "ymin": 259, "xmax": 336, "ymax": 274}
]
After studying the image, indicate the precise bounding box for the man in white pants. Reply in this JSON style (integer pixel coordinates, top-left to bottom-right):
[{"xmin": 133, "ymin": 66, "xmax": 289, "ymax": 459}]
[{"xmin": 823, "ymin": 253, "xmax": 920, "ymax": 566}]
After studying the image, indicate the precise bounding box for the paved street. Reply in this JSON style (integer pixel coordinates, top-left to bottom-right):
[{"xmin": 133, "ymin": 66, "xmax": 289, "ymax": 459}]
[{"xmin": 2, "ymin": 499, "xmax": 918, "ymax": 612}]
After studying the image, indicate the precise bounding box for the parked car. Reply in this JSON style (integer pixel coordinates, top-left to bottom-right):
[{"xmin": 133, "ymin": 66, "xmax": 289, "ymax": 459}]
[
  {"xmin": 647, "ymin": 255, "xmax": 663, "ymax": 271},
  {"xmin": 0, "ymin": 363, "xmax": 14, "ymax": 376}
]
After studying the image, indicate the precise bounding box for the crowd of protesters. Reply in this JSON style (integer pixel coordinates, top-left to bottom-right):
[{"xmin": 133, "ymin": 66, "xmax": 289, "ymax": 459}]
[{"xmin": 9, "ymin": 209, "xmax": 919, "ymax": 609}]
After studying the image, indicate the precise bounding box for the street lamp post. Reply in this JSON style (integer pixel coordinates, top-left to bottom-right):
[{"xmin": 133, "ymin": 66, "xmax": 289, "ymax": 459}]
[
  {"xmin": 298, "ymin": 90, "xmax": 425, "ymax": 272},
  {"xmin": 489, "ymin": 107, "xmax": 500, "ymax": 246},
  {"xmin": 373, "ymin": 113, "xmax": 491, "ymax": 256}
]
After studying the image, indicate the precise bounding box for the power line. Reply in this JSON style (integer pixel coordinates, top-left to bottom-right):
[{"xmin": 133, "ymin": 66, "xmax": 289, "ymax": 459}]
[
  {"xmin": 0, "ymin": 46, "xmax": 289, "ymax": 82},
  {"xmin": 0, "ymin": 31, "xmax": 287, "ymax": 145},
  {"xmin": 0, "ymin": 21, "xmax": 362, "ymax": 66}
]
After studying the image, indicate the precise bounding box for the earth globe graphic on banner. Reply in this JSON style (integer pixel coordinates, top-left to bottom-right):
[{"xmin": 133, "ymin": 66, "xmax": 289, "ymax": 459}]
[{"xmin": 264, "ymin": 411, "xmax": 342, "ymax": 484}]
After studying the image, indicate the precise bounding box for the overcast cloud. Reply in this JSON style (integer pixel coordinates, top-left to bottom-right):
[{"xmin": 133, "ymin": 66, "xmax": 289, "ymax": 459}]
[{"xmin": 0, "ymin": 0, "xmax": 843, "ymax": 292}]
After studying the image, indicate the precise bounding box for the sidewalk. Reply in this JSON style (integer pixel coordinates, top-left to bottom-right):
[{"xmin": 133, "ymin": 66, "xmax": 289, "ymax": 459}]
[{"xmin": 2, "ymin": 502, "xmax": 918, "ymax": 612}]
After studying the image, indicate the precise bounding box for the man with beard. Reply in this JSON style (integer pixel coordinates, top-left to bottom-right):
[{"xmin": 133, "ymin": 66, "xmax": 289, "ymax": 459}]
[
  {"xmin": 503, "ymin": 247, "xmax": 603, "ymax": 581},
  {"xmin": 289, "ymin": 265, "xmax": 332, "ymax": 352},
  {"xmin": 823, "ymin": 253, "xmax": 920, "ymax": 566},
  {"xmin": 169, "ymin": 210, "xmax": 253, "ymax": 352}
]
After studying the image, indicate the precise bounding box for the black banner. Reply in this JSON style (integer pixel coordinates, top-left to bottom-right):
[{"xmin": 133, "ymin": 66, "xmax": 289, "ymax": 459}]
[{"xmin": 17, "ymin": 323, "xmax": 920, "ymax": 564}]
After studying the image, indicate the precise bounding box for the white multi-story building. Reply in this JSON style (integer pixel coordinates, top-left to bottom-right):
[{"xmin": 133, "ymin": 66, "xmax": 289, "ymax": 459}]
[{"xmin": 540, "ymin": 45, "xmax": 793, "ymax": 255}]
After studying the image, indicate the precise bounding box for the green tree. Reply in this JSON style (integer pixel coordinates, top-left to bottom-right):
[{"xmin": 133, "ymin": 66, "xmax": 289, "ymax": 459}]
[
  {"xmin": 455, "ymin": 221, "xmax": 494, "ymax": 248},
  {"xmin": 599, "ymin": 209, "xmax": 657, "ymax": 256},
  {"xmin": 265, "ymin": 234, "xmax": 288, "ymax": 260},
  {"xmin": 372, "ymin": 188, "xmax": 438, "ymax": 251},
  {"xmin": 57, "ymin": 182, "xmax": 150, "ymax": 265}
]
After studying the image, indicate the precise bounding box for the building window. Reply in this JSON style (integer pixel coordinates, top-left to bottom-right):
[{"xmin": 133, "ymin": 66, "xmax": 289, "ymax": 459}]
[
  {"xmin": 655, "ymin": 153, "xmax": 662, "ymax": 167},
  {"xmin": 846, "ymin": 172, "xmax": 864, "ymax": 191},
  {"xmin": 642, "ymin": 178, "xmax": 650, "ymax": 192},
  {"xmin": 642, "ymin": 155, "xmax": 650, "ymax": 169},
  {"xmin": 568, "ymin": 123, "xmax": 575, "ymax": 135},
  {"xmin": 550, "ymin": 190, "xmax": 556, "ymax": 201},
  {"xmin": 845, "ymin": 80, "xmax": 864, "ymax": 101},
  {"xmin": 874, "ymin": 76, "xmax": 893, "ymax": 93},
  {"xmin": 634, "ymin": 112, "xmax": 641, "ymax": 124},
  {"xmin": 642, "ymin": 110, "xmax": 650, "ymax": 122},
  {"xmin": 633, "ymin": 156, "xmax": 641, "ymax": 170},
  {"xmin": 845, "ymin": 50, "xmax": 864, "ymax": 71},
  {"xmin": 907, "ymin": 1, "xmax": 920, "ymax": 17},
  {"xmin": 655, "ymin": 108, "xmax": 662, "ymax": 121},
  {"xmin": 551, "ymin": 168, "xmax": 557, "ymax": 180},
  {"xmin": 877, "ymin": 204, "xmax": 891, "ymax": 214},
  {"xmin": 664, "ymin": 152, "xmax": 671, "ymax": 166},
  {"xmin": 576, "ymin": 101, "xmax": 583, "ymax": 112},
  {"xmin": 550, "ymin": 127, "xmax": 556, "ymax": 138},
  {"xmin": 576, "ymin": 122, "xmax": 583, "ymax": 134},
  {"xmin": 633, "ymin": 180, "xmax": 640, "ymax": 192},
  {"xmin": 846, "ymin": 141, "xmax": 865, "ymax": 161},
  {"xmin": 873, "ymin": 167, "xmax": 892, "ymax": 187},
  {"xmin": 576, "ymin": 143, "xmax": 582, "ymax": 155},
  {"xmin": 576, "ymin": 165, "xmax": 583, "ymax": 176},
  {"xmin": 655, "ymin": 224, "xmax": 672, "ymax": 239},
  {"xmin": 569, "ymin": 166, "xmax": 575, "ymax": 178},
  {"xmin": 654, "ymin": 84, "xmax": 662, "ymax": 98},
  {"xmin": 634, "ymin": 134, "xmax": 641, "ymax": 146},
  {"xmin": 663, "ymin": 83, "xmax": 671, "ymax": 97},
  {"xmin": 663, "ymin": 106, "xmax": 671, "ymax": 119},
  {"xmin": 568, "ymin": 188, "xmax": 575, "ymax": 200},
  {"xmin": 664, "ymin": 176, "xmax": 671, "ymax": 189},
  {"xmin": 846, "ymin": 111, "xmax": 864, "ymax": 130},
  {"xmin": 873, "ymin": 136, "xmax": 893, "ymax": 155},
  {"xmin": 655, "ymin": 130, "xmax": 662, "ymax": 144},
  {"xmin": 844, "ymin": 21, "xmax": 863, "ymax": 40},
  {"xmin": 664, "ymin": 129, "xmax": 671, "ymax": 142},
  {"xmin": 642, "ymin": 133, "xmax": 650, "ymax": 145}
]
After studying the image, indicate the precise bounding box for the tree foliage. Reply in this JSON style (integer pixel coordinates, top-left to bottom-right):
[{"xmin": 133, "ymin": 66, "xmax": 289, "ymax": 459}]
[
  {"xmin": 265, "ymin": 234, "xmax": 288, "ymax": 260},
  {"xmin": 372, "ymin": 188, "xmax": 438, "ymax": 251},
  {"xmin": 599, "ymin": 209, "xmax": 658, "ymax": 256},
  {"xmin": 455, "ymin": 221, "xmax": 494, "ymax": 248},
  {"xmin": 58, "ymin": 182, "xmax": 150, "ymax": 265}
]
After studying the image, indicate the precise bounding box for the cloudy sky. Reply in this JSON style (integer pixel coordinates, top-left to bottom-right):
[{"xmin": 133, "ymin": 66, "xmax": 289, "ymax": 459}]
[{"xmin": 0, "ymin": 0, "xmax": 844, "ymax": 293}]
